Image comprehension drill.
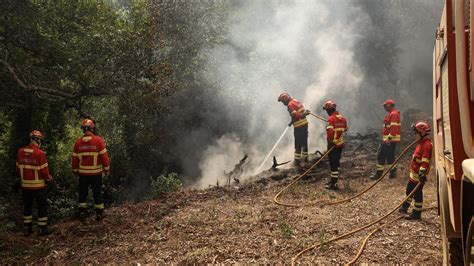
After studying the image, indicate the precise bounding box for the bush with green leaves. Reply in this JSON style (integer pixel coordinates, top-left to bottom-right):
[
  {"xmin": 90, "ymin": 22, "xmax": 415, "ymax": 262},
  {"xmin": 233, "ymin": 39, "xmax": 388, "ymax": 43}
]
[{"xmin": 150, "ymin": 172, "xmax": 182, "ymax": 197}]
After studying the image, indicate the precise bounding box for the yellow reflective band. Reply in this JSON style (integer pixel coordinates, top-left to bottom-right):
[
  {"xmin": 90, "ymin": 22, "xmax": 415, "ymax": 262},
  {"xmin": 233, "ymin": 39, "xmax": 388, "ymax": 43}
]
[
  {"xmin": 38, "ymin": 217, "xmax": 48, "ymax": 221},
  {"xmin": 414, "ymin": 203, "xmax": 423, "ymax": 207},
  {"xmin": 336, "ymin": 115, "xmax": 342, "ymax": 119},
  {"xmin": 24, "ymin": 149, "xmax": 34, "ymax": 153},
  {"xmin": 38, "ymin": 163, "xmax": 48, "ymax": 169},
  {"xmin": 297, "ymin": 108, "xmax": 305, "ymax": 113},
  {"xmin": 18, "ymin": 164, "xmax": 41, "ymax": 170},
  {"xmin": 291, "ymin": 110, "xmax": 298, "ymax": 114},
  {"xmin": 22, "ymin": 179, "xmax": 44, "ymax": 184},
  {"xmin": 78, "ymin": 202, "xmax": 88, "ymax": 208},
  {"xmin": 72, "ymin": 153, "xmax": 79, "ymax": 157},
  {"xmin": 82, "ymin": 136, "xmax": 92, "ymax": 141},
  {"xmin": 99, "ymin": 149, "xmax": 107, "ymax": 155},
  {"xmin": 38, "ymin": 221, "xmax": 47, "ymax": 226},
  {"xmin": 24, "ymin": 220, "xmax": 32, "ymax": 224},
  {"xmin": 78, "ymin": 152, "xmax": 99, "ymax": 156},
  {"xmin": 326, "ymin": 125, "xmax": 334, "ymax": 129},
  {"xmin": 406, "ymin": 198, "xmax": 413, "ymax": 202},
  {"xmin": 383, "ymin": 135, "xmax": 401, "ymax": 141},
  {"xmin": 94, "ymin": 203, "xmax": 104, "ymax": 209},
  {"xmin": 79, "ymin": 165, "xmax": 102, "ymax": 170},
  {"xmin": 24, "ymin": 215, "xmax": 33, "ymax": 220},
  {"xmin": 334, "ymin": 128, "xmax": 346, "ymax": 131},
  {"xmin": 376, "ymin": 164, "xmax": 384, "ymax": 170},
  {"xmin": 293, "ymin": 118, "xmax": 308, "ymax": 127},
  {"xmin": 413, "ymin": 206, "xmax": 423, "ymax": 211},
  {"xmin": 410, "ymin": 172, "xmax": 420, "ymax": 181},
  {"xmin": 78, "ymin": 168, "xmax": 103, "ymax": 174},
  {"xmin": 390, "ymin": 122, "xmax": 401, "ymax": 126},
  {"xmin": 421, "ymin": 158, "xmax": 430, "ymax": 163},
  {"xmin": 331, "ymin": 171, "xmax": 339, "ymax": 174}
]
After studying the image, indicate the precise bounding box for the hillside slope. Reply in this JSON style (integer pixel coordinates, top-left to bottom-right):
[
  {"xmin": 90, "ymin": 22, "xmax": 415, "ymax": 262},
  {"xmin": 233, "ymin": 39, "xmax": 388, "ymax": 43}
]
[{"xmin": 1, "ymin": 149, "xmax": 441, "ymax": 264}]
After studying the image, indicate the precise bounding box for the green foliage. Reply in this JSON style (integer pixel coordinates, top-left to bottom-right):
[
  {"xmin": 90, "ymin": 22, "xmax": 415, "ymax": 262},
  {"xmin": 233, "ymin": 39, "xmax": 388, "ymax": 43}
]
[
  {"xmin": 279, "ymin": 216, "xmax": 294, "ymax": 239},
  {"xmin": 150, "ymin": 172, "xmax": 182, "ymax": 197},
  {"xmin": 0, "ymin": 0, "xmax": 232, "ymax": 227}
]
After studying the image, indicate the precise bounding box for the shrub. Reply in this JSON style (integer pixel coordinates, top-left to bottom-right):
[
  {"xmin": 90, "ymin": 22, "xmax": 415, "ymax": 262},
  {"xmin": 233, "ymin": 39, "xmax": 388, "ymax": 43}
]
[{"xmin": 150, "ymin": 172, "xmax": 182, "ymax": 197}]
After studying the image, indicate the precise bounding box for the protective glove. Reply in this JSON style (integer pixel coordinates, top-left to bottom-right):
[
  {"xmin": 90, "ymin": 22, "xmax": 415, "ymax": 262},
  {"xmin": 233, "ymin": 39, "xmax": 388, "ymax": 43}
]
[
  {"xmin": 419, "ymin": 174, "xmax": 427, "ymax": 183},
  {"xmin": 302, "ymin": 110, "xmax": 311, "ymax": 117},
  {"xmin": 419, "ymin": 169, "xmax": 427, "ymax": 183},
  {"xmin": 288, "ymin": 121, "xmax": 293, "ymax": 127}
]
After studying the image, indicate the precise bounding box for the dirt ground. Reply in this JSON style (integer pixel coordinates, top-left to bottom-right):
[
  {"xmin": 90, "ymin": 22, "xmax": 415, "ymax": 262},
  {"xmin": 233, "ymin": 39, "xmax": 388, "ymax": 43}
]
[{"xmin": 0, "ymin": 150, "xmax": 441, "ymax": 264}]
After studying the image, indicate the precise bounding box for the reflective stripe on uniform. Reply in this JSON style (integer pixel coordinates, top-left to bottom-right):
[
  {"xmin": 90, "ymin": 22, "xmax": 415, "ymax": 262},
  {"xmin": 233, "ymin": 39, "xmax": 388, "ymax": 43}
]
[
  {"xmin": 331, "ymin": 171, "xmax": 339, "ymax": 178},
  {"xmin": 293, "ymin": 118, "xmax": 308, "ymax": 127},
  {"xmin": 413, "ymin": 202, "xmax": 423, "ymax": 211},
  {"xmin": 24, "ymin": 215, "xmax": 33, "ymax": 223},
  {"xmin": 99, "ymin": 149, "xmax": 107, "ymax": 155},
  {"xmin": 421, "ymin": 158, "xmax": 430, "ymax": 163},
  {"xmin": 376, "ymin": 164, "xmax": 385, "ymax": 171},
  {"xmin": 94, "ymin": 203, "xmax": 104, "ymax": 209},
  {"xmin": 78, "ymin": 168, "xmax": 103, "ymax": 174},
  {"xmin": 294, "ymin": 153, "xmax": 302, "ymax": 159},
  {"xmin": 38, "ymin": 217, "xmax": 48, "ymax": 222},
  {"xmin": 78, "ymin": 202, "xmax": 88, "ymax": 208},
  {"xmin": 383, "ymin": 135, "xmax": 401, "ymax": 141}
]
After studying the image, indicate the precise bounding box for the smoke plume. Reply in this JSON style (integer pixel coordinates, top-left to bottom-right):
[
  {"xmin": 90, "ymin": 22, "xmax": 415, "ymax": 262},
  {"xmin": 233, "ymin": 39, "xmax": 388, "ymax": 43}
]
[{"xmin": 182, "ymin": 0, "xmax": 443, "ymax": 188}]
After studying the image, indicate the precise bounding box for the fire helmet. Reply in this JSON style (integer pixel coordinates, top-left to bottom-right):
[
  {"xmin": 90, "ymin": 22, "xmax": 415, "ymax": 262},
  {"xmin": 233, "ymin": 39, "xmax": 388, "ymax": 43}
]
[
  {"xmin": 81, "ymin": 119, "xmax": 95, "ymax": 129},
  {"xmin": 383, "ymin": 99, "xmax": 396, "ymax": 106},
  {"xmin": 30, "ymin": 130, "xmax": 45, "ymax": 140},
  {"xmin": 322, "ymin": 100, "xmax": 337, "ymax": 110},
  {"xmin": 412, "ymin": 121, "xmax": 431, "ymax": 135},
  {"xmin": 278, "ymin": 92, "xmax": 291, "ymax": 102}
]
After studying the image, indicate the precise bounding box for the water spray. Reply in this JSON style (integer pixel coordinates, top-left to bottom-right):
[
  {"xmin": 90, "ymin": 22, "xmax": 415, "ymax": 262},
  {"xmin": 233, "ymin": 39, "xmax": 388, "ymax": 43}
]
[{"xmin": 256, "ymin": 126, "xmax": 291, "ymax": 173}]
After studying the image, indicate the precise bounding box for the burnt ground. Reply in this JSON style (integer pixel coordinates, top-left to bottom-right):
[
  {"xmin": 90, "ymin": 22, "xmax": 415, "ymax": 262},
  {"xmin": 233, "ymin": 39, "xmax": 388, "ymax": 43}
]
[{"xmin": 0, "ymin": 148, "xmax": 441, "ymax": 264}]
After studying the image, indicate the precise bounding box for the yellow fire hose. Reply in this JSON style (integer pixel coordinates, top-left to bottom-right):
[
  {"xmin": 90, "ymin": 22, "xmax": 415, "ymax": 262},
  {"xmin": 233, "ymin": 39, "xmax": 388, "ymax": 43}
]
[
  {"xmin": 273, "ymin": 146, "xmax": 336, "ymax": 207},
  {"xmin": 346, "ymin": 206, "xmax": 438, "ymax": 265},
  {"xmin": 291, "ymin": 181, "xmax": 424, "ymax": 265},
  {"xmin": 309, "ymin": 112, "xmax": 328, "ymax": 122},
  {"xmin": 322, "ymin": 139, "xmax": 419, "ymax": 207}
]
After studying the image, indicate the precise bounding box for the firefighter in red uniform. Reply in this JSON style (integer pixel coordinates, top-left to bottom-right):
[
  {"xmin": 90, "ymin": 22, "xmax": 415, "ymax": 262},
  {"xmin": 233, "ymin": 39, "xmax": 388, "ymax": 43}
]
[
  {"xmin": 399, "ymin": 121, "xmax": 432, "ymax": 220},
  {"xmin": 72, "ymin": 119, "xmax": 110, "ymax": 221},
  {"xmin": 278, "ymin": 92, "xmax": 310, "ymax": 166},
  {"xmin": 16, "ymin": 130, "xmax": 53, "ymax": 236},
  {"xmin": 322, "ymin": 101, "xmax": 348, "ymax": 190},
  {"xmin": 370, "ymin": 99, "xmax": 401, "ymax": 179}
]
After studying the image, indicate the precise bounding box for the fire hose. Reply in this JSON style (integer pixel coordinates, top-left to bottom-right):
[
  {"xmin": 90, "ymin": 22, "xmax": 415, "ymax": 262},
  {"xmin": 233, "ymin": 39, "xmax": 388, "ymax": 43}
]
[
  {"xmin": 273, "ymin": 146, "xmax": 335, "ymax": 207},
  {"xmin": 322, "ymin": 139, "xmax": 419, "ymax": 207},
  {"xmin": 346, "ymin": 205, "xmax": 438, "ymax": 265},
  {"xmin": 291, "ymin": 181, "xmax": 424, "ymax": 265}
]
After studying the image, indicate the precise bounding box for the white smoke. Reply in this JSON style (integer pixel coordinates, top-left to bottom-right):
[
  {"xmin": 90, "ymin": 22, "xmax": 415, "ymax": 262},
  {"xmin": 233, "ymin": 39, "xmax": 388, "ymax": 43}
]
[{"xmin": 193, "ymin": 1, "xmax": 369, "ymax": 188}]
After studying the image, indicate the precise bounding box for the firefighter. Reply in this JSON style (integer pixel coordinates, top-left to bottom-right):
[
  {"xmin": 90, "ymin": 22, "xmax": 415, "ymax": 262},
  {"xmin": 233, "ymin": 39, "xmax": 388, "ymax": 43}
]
[
  {"xmin": 278, "ymin": 92, "xmax": 310, "ymax": 167},
  {"xmin": 16, "ymin": 130, "xmax": 53, "ymax": 236},
  {"xmin": 322, "ymin": 101, "xmax": 348, "ymax": 190},
  {"xmin": 370, "ymin": 99, "xmax": 401, "ymax": 179},
  {"xmin": 72, "ymin": 119, "xmax": 110, "ymax": 221},
  {"xmin": 399, "ymin": 121, "xmax": 432, "ymax": 220}
]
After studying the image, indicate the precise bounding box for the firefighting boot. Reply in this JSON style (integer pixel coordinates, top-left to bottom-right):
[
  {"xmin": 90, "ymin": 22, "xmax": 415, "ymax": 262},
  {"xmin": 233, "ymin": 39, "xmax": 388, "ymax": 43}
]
[
  {"xmin": 325, "ymin": 178, "xmax": 339, "ymax": 190},
  {"xmin": 406, "ymin": 210, "xmax": 421, "ymax": 220},
  {"xmin": 23, "ymin": 223, "xmax": 33, "ymax": 237},
  {"xmin": 78, "ymin": 208, "xmax": 86, "ymax": 222},
  {"xmin": 369, "ymin": 170, "xmax": 383, "ymax": 180},
  {"xmin": 389, "ymin": 168, "xmax": 397, "ymax": 179},
  {"xmin": 95, "ymin": 209, "xmax": 105, "ymax": 222},
  {"xmin": 293, "ymin": 159, "xmax": 301, "ymax": 167},
  {"xmin": 398, "ymin": 202, "xmax": 410, "ymax": 214},
  {"xmin": 38, "ymin": 225, "xmax": 53, "ymax": 236}
]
